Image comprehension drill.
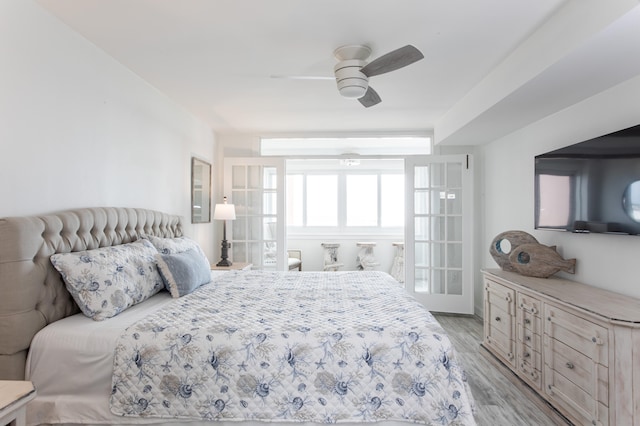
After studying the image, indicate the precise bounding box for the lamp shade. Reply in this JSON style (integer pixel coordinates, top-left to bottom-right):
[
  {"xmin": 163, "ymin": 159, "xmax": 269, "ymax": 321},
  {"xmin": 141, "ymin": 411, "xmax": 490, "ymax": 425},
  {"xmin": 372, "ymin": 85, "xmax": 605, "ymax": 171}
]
[{"xmin": 213, "ymin": 203, "xmax": 236, "ymax": 220}]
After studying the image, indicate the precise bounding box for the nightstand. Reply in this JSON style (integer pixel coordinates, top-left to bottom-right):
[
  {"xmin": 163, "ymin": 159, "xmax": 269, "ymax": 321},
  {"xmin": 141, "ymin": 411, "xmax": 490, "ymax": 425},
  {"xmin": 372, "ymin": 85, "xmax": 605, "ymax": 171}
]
[
  {"xmin": 0, "ymin": 381, "xmax": 36, "ymax": 426},
  {"xmin": 211, "ymin": 262, "xmax": 252, "ymax": 271}
]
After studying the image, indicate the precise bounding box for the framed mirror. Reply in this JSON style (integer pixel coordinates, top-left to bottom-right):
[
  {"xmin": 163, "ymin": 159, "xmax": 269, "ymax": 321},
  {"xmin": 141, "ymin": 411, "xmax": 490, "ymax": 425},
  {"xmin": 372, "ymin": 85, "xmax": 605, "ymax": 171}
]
[{"xmin": 191, "ymin": 157, "xmax": 211, "ymax": 223}]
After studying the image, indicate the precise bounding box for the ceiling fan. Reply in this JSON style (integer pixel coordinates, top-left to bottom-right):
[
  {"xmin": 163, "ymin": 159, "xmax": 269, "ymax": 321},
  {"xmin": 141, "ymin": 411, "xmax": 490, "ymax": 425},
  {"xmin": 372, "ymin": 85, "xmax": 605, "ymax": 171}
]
[
  {"xmin": 273, "ymin": 44, "xmax": 424, "ymax": 108},
  {"xmin": 333, "ymin": 44, "xmax": 424, "ymax": 107}
]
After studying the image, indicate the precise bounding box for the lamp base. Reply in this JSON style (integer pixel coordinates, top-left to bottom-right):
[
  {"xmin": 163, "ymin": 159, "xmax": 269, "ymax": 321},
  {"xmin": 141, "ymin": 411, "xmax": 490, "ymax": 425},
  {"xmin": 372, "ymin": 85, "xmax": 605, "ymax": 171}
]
[
  {"xmin": 216, "ymin": 258, "xmax": 233, "ymax": 267},
  {"xmin": 217, "ymin": 238, "xmax": 232, "ymax": 267}
]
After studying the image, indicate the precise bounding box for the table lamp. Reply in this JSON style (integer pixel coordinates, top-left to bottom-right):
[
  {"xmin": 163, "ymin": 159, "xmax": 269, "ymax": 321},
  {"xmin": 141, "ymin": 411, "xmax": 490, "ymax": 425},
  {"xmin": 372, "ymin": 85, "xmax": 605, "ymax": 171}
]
[{"xmin": 213, "ymin": 196, "xmax": 236, "ymax": 266}]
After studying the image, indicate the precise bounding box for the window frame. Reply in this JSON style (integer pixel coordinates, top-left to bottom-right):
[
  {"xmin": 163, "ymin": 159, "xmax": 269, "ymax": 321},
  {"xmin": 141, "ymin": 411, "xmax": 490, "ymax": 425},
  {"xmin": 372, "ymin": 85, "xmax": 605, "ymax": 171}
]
[{"xmin": 286, "ymin": 165, "xmax": 405, "ymax": 237}]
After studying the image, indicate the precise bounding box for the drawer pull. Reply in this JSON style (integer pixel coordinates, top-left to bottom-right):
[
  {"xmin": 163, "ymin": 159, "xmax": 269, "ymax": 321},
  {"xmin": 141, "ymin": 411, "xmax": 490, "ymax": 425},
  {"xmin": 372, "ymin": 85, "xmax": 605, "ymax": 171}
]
[
  {"xmin": 566, "ymin": 362, "xmax": 574, "ymax": 369},
  {"xmin": 520, "ymin": 303, "xmax": 538, "ymax": 314},
  {"xmin": 592, "ymin": 336, "xmax": 603, "ymax": 345},
  {"xmin": 547, "ymin": 316, "xmax": 551, "ymax": 321},
  {"xmin": 525, "ymin": 335, "xmax": 531, "ymax": 341},
  {"xmin": 495, "ymin": 316, "xmax": 501, "ymax": 322},
  {"xmin": 524, "ymin": 318, "xmax": 531, "ymax": 325},
  {"xmin": 505, "ymin": 294, "xmax": 512, "ymax": 303},
  {"xmin": 523, "ymin": 352, "xmax": 530, "ymax": 358}
]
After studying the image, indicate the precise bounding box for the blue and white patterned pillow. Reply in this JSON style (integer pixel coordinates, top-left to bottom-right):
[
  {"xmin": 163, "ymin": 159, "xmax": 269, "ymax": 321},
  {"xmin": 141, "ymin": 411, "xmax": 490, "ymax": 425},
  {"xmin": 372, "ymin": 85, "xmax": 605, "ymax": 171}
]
[
  {"xmin": 155, "ymin": 248, "xmax": 212, "ymax": 298},
  {"xmin": 50, "ymin": 239, "xmax": 164, "ymax": 321},
  {"xmin": 146, "ymin": 236, "xmax": 209, "ymax": 264}
]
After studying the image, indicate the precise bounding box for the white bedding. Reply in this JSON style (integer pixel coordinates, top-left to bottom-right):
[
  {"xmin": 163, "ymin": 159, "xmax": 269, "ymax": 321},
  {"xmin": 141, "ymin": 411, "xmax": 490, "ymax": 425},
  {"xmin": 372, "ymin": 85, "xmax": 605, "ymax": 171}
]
[{"xmin": 25, "ymin": 272, "xmax": 229, "ymax": 426}]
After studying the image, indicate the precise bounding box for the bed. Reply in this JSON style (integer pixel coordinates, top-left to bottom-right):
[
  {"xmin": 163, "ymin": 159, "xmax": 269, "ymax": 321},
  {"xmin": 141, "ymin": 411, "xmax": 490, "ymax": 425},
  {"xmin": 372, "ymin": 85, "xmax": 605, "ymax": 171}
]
[{"xmin": 0, "ymin": 207, "xmax": 476, "ymax": 426}]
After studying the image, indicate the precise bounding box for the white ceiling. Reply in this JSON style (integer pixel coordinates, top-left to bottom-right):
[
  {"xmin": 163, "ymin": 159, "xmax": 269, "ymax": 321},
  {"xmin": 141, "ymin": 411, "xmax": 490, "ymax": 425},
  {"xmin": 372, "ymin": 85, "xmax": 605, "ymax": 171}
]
[{"xmin": 34, "ymin": 1, "xmax": 640, "ymax": 144}]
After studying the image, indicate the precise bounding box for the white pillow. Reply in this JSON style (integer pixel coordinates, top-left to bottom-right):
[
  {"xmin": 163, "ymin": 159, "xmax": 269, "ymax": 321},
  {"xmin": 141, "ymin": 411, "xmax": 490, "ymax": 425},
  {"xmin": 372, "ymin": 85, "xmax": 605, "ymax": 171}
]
[{"xmin": 50, "ymin": 239, "xmax": 164, "ymax": 321}]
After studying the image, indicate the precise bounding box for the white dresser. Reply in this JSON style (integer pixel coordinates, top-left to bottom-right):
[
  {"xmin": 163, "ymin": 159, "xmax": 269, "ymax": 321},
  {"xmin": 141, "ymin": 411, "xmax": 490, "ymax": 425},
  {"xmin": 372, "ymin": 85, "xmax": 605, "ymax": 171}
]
[{"xmin": 482, "ymin": 269, "xmax": 640, "ymax": 426}]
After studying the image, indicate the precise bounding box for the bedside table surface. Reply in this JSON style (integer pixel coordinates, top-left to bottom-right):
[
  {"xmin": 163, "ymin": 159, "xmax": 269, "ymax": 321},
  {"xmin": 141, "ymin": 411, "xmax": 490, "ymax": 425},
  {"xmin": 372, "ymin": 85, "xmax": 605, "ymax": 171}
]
[
  {"xmin": 0, "ymin": 381, "xmax": 35, "ymax": 411},
  {"xmin": 211, "ymin": 262, "xmax": 252, "ymax": 271}
]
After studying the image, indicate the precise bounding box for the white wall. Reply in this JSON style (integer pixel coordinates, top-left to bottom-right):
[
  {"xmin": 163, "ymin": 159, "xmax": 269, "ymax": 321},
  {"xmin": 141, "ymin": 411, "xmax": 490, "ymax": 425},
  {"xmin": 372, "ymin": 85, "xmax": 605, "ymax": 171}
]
[
  {"xmin": 479, "ymin": 74, "xmax": 640, "ymax": 314},
  {"xmin": 0, "ymin": 1, "xmax": 216, "ymax": 257}
]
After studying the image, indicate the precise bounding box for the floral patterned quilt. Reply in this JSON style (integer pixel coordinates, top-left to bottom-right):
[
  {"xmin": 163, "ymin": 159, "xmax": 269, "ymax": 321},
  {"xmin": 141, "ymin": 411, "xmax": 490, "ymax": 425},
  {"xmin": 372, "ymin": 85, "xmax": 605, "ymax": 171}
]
[{"xmin": 110, "ymin": 270, "xmax": 476, "ymax": 425}]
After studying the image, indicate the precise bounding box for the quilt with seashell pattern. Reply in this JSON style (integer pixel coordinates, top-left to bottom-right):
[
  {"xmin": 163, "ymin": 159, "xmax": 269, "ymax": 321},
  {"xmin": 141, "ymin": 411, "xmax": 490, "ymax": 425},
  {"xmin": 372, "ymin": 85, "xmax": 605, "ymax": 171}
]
[{"xmin": 110, "ymin": 270, "xmax": 476, "ymax": 425}]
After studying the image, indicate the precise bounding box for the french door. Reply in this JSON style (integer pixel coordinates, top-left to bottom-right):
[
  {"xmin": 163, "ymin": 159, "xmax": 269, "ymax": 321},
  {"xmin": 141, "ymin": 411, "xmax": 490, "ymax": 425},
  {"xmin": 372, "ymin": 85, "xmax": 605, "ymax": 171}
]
[
  {"xmin": 223, "ymin": 157, "xmax": 286, "ymax": 270},
  {"xmin": 405, "ymin": 155, "xmax": 474, "ymax": 314}
]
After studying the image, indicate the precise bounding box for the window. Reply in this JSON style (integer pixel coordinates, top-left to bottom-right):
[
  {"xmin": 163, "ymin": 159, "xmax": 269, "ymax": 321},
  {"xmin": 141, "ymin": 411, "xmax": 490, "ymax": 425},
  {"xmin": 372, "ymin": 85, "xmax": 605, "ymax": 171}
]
[
  {"xmin": 285, "ymin": 174, "xmax": 303, "ymax": 226},
  {"xmin": 261, "ymin": 136, "xmax": 431, "ymax": 156},
  {"xmin": 346, "ymin": 175, "xmax": 377, "ymax": 226},
  {"xmin": 286, "ymin": 159, "xmax": 404, "ymax": 233},
  {"xmin": 262, "ymin": 135, "xmax": 429, "ymax": 235},
  {"xmin": 381, "ymin": 174, "xmax": 404, "ymax": 227},
  {"xmin": 306, "ymin": 175, "xmax": 338, "ymax": 226}
]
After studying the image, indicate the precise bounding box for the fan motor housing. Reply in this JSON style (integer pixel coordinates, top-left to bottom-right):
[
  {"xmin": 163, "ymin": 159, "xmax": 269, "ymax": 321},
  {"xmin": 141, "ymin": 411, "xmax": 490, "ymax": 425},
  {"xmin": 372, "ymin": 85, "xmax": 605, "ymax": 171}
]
[{"xmin": 334, "ymin": 59, "xmax": 368, "ymax": 99}]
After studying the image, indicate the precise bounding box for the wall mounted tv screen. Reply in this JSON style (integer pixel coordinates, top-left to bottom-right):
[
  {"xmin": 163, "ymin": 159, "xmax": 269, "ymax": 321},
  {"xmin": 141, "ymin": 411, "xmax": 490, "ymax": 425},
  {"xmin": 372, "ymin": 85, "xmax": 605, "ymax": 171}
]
[{"xmin": 535, "ymin": 124, "xmax": 640, "ymax": 235}]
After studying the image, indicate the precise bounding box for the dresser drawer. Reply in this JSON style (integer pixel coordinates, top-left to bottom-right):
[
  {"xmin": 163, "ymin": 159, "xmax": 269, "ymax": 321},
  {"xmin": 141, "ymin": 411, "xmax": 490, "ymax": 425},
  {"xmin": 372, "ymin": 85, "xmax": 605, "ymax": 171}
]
[
  {"xmin": 517, "ymin": 336, "xmax": 542, "ymax": 370},
  {"xmin": 520, "ymin": 310, "xmax": 541, "ymax": 334},
  {"xmin": 544, "ymin": 359, "xmax": 609, "ymax": 426},
  {"xmin": 518, "ymin": 356, "xmax": 541, "ymax": 390},
  {"xmin": 518, "ymin": 340, "xmax": 541, "ymax": 370},
  {"xmin": 486, "ymin": 327, "xmax": 515, "ymax": 364},
  {"xmin": 518, "ymin": 292, "xmax": 541, "ymax": 316},
  {"xmin": 545, "ymin": 337, "xmax": 608, "ymax": 403},
  {"xmin": 544, "ymin": 304, "xmax": 610, "ymax": 426},
  {"xmin": 485, "ymin": 278, "xmax": 515, "ymax": 314},
  {"xmin": 544, "ymin": 304, "xmax": 608, "ymax": 367},
  {"xmin": 484, "ymin": 278, "xmax": 516, "ymax": 367},
  {"xmin": 488, "ymin": 305, "xmax": 512, "ymax": 337},
  {"xmin": 517, "ymin": 324, "xmax": 541, "ymax": 350}
]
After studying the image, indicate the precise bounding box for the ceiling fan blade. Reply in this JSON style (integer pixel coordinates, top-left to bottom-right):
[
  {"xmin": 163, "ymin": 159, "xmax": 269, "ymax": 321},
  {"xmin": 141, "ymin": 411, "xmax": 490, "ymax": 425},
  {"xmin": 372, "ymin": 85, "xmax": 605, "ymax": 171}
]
[
  {"xmin": 270, "ymin": 74, "xmax": 334, "ymax": 80},
  {"xmin": 360, "ymin": 45, "xmax": 424, "ymax": 77},
  {"xmin": 358, "ymin": 86, "xmax": 382, "ymax": 108}
]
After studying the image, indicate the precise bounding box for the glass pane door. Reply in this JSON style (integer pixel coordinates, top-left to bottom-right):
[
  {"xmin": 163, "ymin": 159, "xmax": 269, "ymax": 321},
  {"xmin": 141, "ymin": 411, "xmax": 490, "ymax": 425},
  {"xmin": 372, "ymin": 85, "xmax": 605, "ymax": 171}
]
[
  {"xmin": 405, "ymin": 155, "xmax": 474, "ymax": 314},
  {"xmin": 224, "ymin": 158, "xmax": 285, "ymax": 270}
]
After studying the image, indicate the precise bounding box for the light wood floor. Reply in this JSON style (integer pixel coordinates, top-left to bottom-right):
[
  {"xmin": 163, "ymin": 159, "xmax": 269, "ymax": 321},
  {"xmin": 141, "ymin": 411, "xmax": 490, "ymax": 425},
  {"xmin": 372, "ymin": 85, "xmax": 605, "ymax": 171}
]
[{"xmin": 432, "ymin": 313, "xmax": 571, "ymax": 426}]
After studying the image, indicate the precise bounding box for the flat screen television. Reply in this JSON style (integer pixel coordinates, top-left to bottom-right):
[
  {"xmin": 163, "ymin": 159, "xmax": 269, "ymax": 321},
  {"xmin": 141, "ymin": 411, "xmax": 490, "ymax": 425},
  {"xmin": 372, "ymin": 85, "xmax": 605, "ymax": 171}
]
[{"xmin": 534, "ymin": 124, "xmax": 640, "ymax": 235}]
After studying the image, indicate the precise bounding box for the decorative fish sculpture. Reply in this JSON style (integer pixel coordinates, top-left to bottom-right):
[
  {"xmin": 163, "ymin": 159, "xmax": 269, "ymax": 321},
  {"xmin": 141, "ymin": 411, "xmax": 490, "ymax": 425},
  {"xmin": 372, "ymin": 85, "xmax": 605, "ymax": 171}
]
[
  {"xmin": 508, "ymin": 243, "xmax": 576, "ymax": 278},
  {"xmin": 489, "ymin": 230, "xmax": 539, "ymax": 272}
]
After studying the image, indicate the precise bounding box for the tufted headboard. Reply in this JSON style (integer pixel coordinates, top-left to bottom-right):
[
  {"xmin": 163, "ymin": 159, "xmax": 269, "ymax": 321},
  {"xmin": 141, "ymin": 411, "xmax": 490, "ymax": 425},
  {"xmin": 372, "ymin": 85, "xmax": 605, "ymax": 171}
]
[{"xmin": 0, "ymin": 207, "xmax": 183, "ymax": 380}]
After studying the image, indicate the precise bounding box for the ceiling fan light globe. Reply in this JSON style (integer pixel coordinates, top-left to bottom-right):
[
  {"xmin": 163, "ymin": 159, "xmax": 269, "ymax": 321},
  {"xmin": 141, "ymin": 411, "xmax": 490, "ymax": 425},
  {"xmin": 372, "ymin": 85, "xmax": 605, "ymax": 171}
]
[{"xmin": 338, "ymin": 85, "xmax": 368, "ymax": 99}]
